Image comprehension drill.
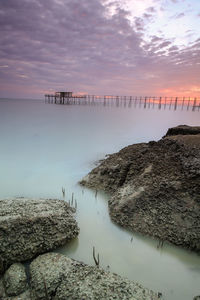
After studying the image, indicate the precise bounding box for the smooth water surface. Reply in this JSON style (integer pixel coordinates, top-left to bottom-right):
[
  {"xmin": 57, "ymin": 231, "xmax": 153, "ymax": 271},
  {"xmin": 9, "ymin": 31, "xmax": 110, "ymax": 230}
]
[{"xmin": 0, "ymin": 98, "xmax": 199, "ymax": 300}]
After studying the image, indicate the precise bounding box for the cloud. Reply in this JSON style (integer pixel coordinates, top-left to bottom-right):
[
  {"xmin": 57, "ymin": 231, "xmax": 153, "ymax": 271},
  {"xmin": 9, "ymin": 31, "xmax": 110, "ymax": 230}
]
[
  {"xmin": 175, "ymin": 12, "xmax": 185, "ymax": 18},
  {"xmin": 158, "ymin": 41, "xmax": 172, "ymax": 48},
  {"xmin": 0, "ymin": 0, "xmax": 200, "ymax": 98},
  {"xmin": 146, "ymin": 6, "xmax": 157, "ymax": 13}
]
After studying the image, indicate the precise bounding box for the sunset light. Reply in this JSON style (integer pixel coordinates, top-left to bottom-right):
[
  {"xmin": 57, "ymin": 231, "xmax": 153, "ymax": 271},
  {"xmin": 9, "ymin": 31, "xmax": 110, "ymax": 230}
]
[{"xmin": 0, "ymin": 0, "xmax": 199, "ymax": 98}]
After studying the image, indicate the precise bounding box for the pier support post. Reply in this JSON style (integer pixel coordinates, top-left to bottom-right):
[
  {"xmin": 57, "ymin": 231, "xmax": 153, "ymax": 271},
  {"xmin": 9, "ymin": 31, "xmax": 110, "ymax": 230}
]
[
  {"xmin": 174, "ymin": 97, "xmax": 178, "ymax": 110},
  {"xmin": 159, "ymin": 97, "xmax": 162, "ymax": 109},
  {"xmin": 192, "ymin": 98, "xmax": 197, "ymax": 111}
]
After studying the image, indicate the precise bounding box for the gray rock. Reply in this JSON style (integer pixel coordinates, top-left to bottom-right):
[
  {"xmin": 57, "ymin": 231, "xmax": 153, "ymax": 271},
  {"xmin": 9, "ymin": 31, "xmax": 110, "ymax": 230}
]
[
  {"xmin": 30, "ymin": 252, "xmax": 72, "ymax": 299},
  {"xmin": 80, "ymin": 126, "xmax": 200, "ymax": 252},
  {"xmin": 0, "ymin": 278, "xmax": 6, "ymax": 299},
  {"xmin": 0, "ymin": 198, "xmax": 79, "ymax": 274},
  {"xmin": 165, "ymin": 125, "xmax": 200, "ymax": 136},
  {"xmin": 30, "ymin": 252, "xmax": 160, "ymax": 300},
  {"xmin": 3, "ymin": 263, "xmax": 27, "ymax": 296},
  {"xmin": 1, "ymin": 275, "xmax": 31, "ymax": 300},
  {"xmin": 2, "ymin": 289, "xmax": 31, "ymax": 300}
]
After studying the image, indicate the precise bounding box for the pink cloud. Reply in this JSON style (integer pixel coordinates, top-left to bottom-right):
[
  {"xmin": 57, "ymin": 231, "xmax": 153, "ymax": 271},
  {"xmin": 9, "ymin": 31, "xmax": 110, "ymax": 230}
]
[{"xmin": 0, "ymin": 0, "xmax": 199, "ymax": 98}]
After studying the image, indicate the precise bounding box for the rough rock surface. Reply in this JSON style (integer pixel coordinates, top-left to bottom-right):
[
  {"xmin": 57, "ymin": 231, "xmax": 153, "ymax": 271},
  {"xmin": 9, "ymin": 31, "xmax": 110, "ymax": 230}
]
[
  {"xmin": 0, "ymin": 198, "xmax": 79, "ymax": 274},
  {"xmin": 0, "ymin": 276, "xmax": 31, "ymax": 300},
  {"xmin": 29, "ymin": 252, "xmax": 160, "ymax": 300},
  {"xmin": 164, "ymin": 124, "xmax": 200, "ymax": 137},
  {"xmin": 80, "ymin": 125, "xmax": 200, "ymax": 252},
  {"xmin": 0, "ymin": 278, "xmax": 6, "ymax": 299},
  {"xmin": 3, "ymin": 263, "xmax": 27, "ymax": 296},
  {"xmin": 8, "ymin": 289, "xmax": 31, "ymax": 300}
]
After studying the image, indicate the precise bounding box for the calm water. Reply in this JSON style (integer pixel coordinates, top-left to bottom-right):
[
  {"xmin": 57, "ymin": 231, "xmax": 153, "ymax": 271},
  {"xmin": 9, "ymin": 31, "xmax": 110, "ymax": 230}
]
[{"xmin": 0, "ymin": 98, "xmax": 200, "ymax": 300}]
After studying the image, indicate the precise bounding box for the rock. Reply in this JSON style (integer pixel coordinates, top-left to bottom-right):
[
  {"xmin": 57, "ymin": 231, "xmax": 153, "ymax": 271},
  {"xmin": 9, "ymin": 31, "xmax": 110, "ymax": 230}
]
[
  {"xmin": 80, "ymin": 126, "xmax": 200, "ymax": 252},
  {"xmin": 5, "ymin": 289, "xmax": 31, "ymax": 300},
  {"xmin": 0, "ymin": 257, "xmax": 4, "ymax": 275},
  {"xmin": 0, "ymin": 198, "xmax": 79, "ymax": 274},
  {"xmin": 30, "ymin": 252, "xmax": 72, "ymax": 299},
  {"xmin": 1, "ymin": 265, "xmax": 31, "ymax": 300},
  {"xmin": 0, "ymin": 278, "xmax": 6, "ymax": 299},
  {"xmin": 3, "ymin": 263, "xmax": 27, "ymax": 296},
  {"xmin": 165, "ymin": 125, "xmax": 200, "ymax": 136},
  {"xmin": 1, "ymin": 278, "xmax": 31, "ymax": 300},
  {"xmin": 30, "ymin": 252, "xmax": 160, "ymax": 300}
]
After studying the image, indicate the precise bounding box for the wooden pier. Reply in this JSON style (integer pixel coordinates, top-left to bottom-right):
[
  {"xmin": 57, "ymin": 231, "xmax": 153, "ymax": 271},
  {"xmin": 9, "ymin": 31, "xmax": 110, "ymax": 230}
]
[{"xmin": 44, "ymin": 92, "xmax": 200, "ymax": 112}]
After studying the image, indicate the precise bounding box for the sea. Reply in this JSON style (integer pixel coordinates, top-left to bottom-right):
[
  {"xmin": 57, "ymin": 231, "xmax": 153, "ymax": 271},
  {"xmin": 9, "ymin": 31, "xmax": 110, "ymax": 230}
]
[{"xmin": 0, "ymin": 98, "xmax": 199, "ymax": 300}]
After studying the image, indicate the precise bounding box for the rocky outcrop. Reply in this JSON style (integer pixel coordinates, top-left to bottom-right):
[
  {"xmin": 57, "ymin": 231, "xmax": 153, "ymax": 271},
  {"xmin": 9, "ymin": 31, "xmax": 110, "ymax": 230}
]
[
  {"xmin": 0, "ymin": 198, "xmax": 79, "ymax": 274},
  {"xmin": 80, "ymin": 125, "xmax": 200, "ymax": 252},
  {"xmin": 0, "ymin": 253, "xmax": 160, "ymax": 299},
  {"xmin": 165, "ymin": 125, "xmax": 200, "ymax": 137},
  {"xmin": 29, "ymin": 252, "xmax": 160, "ymax": 300}
]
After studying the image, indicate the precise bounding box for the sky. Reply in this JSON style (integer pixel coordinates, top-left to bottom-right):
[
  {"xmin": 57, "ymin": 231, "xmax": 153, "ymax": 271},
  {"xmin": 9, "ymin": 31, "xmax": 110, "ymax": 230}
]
[{"xmin": 0, "ymin": 0, "xmax": 200, "ymax": 99}]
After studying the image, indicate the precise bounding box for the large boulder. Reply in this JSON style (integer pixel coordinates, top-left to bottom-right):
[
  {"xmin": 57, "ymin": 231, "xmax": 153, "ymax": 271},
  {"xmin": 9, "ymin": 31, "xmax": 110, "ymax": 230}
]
[
  {"xmin": 165, "ymin": 125, "xmax": 200, "ymax": 136},
  {"xmin": 0, "ymin": 198, "xmax": 79, "ymax": 274},
  {"xmin": 80, "ymin": 125, "xmax": 200, "ymax": 252},
  {"xmin": 29, "ymin": 252, "xmax": 160, "ymax": 300}
]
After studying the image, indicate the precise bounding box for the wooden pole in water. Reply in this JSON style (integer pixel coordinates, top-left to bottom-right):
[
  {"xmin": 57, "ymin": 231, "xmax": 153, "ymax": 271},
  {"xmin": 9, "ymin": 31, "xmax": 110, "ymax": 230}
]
[
  {"xmin": 134, "ymin": 96, "xmax": 137, "ymax": 107},
  {"xmin": 182, "ymin": 97, "xmax": 185, "ymax": 110},
  {"xmin": 128, "ymin": 96, "xmax": 132, "ymax": 107},
  {"xmin": 148, "ymin": 96, "xmax": 150, "ymax": 108},
  {"xmin": 174, "ymin": 97, "xmax": 178, "ymax": 110},
  {"xmin": 153, "ymin": 96, "xmax": 155, "ymax": 109},
  {"xmin": 187, "ymin": 97, "xmax": 190, "ymax": 110},
  {"xmin": 144, "ymin": 96, "xmax": 147, "ymax": 108},
  {"xmin": 164, "ymin": 97, "xmax": 167, "ymax": 109},
  {"xmin": 192, "ymin": 98, "xmax": 197, "ymax": 111},
  {"xmin": 159, "ymin": 97, "xmax": 162, "ymax": 109},
  {"xmin": 139, "ymin": 96, "xmax": 142, "ymax": 107},
  {"xmin": 124, "ymin": 95, "xmax": 126, "ymax": 107},
  {"xmin": 169, "ymin": 97, "xmax": 173, "ymax": 109},
  {"xmin": 116, "ymin": 96, "xmax": 119, "ymax": 107}
]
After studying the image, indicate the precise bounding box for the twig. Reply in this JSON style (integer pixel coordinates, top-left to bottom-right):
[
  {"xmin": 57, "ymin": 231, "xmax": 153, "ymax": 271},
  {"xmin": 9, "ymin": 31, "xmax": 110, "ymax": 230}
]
[
  {"xmin": 62, "ymin": 187, "xmax": 65, "ymax": 198},
  {"xmin": 71, "ymin": 192, "xmax": 74, "ymax": 205},
  {"xmin": 157, "ymin": 239, "xmax": 164, "ymax": 249},
  {"xmin": 41, "ymin": 274, "xmax": 49, "ymax": 300},
  {"xmin": 93, "ymin": 246, "xmax": 100, "ymax": 268}
]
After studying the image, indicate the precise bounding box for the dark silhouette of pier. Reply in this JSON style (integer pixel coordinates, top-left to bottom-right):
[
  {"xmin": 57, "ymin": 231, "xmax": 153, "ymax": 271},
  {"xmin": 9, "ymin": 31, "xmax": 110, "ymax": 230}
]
[{"xmin": 44, "ymin": 93, "xmax": 200, "ymax": 111}]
